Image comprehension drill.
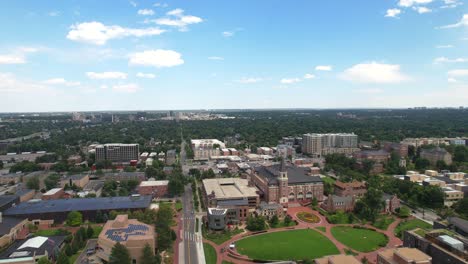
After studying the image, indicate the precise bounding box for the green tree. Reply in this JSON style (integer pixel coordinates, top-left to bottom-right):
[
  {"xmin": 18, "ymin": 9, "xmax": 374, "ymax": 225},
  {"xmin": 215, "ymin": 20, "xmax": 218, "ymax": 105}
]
[
  {"xmin": 37, "ymin": 257, "xmax": 51, "ymax": 264},
  {"xmin": 246, "ymin": 216, "xmax": 266, "ymax": 231},
  {"xmin": 66, "ymin": 211, "xmax": 83, "ymax": 227},
  {"xmin": 139, "ymin": 244, "xmax": 160, "ymax": 264},
  {"xmin": 398, "ymin": 206, "xmax": 410, "ymax": 218},
  {"xmin": 56, "ymin": 251, "xmax": 70, "ymax": 264},
  {"xmin": 26, "ymin": 176, "xmax": 40, "ymax": 190},
  {"xmin": 269, "ymin": 215, "xmax": 279, "ymax": 227},
  {"xmin": 87, "ymin": 225, "xmax": 94, "ymax": 238},
  {"xmin": 109, "ymin": 242, "xmax": 131, "ymax": 264},
  {"xmin": 454, "ymin": 198, "xmax": 468, "ymax": 218}
]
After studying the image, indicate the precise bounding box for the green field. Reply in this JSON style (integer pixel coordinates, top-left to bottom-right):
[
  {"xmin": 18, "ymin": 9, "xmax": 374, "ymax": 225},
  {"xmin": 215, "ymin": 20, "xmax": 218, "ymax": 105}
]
[
  {"xmin": 203, "ymin": 227, "xmax": 243, "ymax": 245},
  {"xmin": 315, "ymin": 226, "xmax": 326, "ymax": 232},
  {"xmin": 236, "ymin": 229, "xmax": 339, "ymax": 261},
  {"xmin": 203, "ymin": 243, "xmax": 217, "ymax": 264},
  {"xmin": 394, "ymin": 219, "xmax": 432, "ymax": 238},
  {"xmin": 331, "ymin": 226, "xmax": 388, "ymax": 252}
]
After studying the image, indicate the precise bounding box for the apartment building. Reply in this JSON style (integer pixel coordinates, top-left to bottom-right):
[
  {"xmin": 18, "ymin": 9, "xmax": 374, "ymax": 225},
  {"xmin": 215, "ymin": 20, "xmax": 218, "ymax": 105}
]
[
  {"xmin": 191, "ymin": 139, "xmax": 225, "ymax": 160},
  {"xmin": 95, "ymin": 143, "xmax": 139, "ymax": 163},
  {"xmin": 420, "ymin": 147, "xmax": 452, "ymax": 166},
  {"xmin": 302, "ymin": 133, "xmax": 358, "ymax": 157}
]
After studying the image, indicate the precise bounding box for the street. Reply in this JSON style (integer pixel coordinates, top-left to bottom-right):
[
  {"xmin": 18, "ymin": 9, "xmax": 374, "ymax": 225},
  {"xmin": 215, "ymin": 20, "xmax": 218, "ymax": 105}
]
[{"xmin": 180, "ymin": 184, "xmax": 199, "ymax": 264}]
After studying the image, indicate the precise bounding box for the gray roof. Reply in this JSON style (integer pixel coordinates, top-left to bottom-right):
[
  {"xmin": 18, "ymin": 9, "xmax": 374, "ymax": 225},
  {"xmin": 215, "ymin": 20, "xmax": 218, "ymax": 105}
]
[
  {"xmin": 217, "ymin": 199, "xmax": 248, "ymax": 207},
  {"xmin": 433, "ymin": 176, "xmax": 460, "ymax": 184},
  {"xmin": 382, "ymin": 193, "xmax": 396, "ymax": 201},
  {"xmin": 3, "ymin": 195, "xmax": 152, "ymax": 216},
  {"xmin": 0, "ymin": 216, "xmax": 25, "ymax": 235},
  {"xmin": 448, "ymin": 217, "xmax": 468, "ymax": 234},
  {"xmin": 63, "ymin": 174, "xmax": 88, "ymax": 180},
  {"xmin": 255, "ymin": 163, "xmax": 323, "ymax": 185},
  {"xmin": 0, "ymin": 236, "xmax": 66, "ymax": 260},
  {"xmin": 330, "ymin": 195, "xmax": 353, "ymax": 203},
  {"xmin": 0, "ymin": 195, "xmax": 19, "ymax": 209}
]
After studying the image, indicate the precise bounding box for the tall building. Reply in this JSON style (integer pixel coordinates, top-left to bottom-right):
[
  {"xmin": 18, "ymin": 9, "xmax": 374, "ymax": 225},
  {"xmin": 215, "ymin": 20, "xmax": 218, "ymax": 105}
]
[
  {"xmin": 95, "ymin": 143, "xmax": 139, "ymax": 163},
  {"xmin": 191, "ymin": 139, "xmax": 226, "ymax": 160},
  {"xmin": 302, "ymin": 133, "xmax": 358, "ymax": 156},
  {"xmin": 420, "ymin": 147, "xmax": 453, "ymax": 166}
]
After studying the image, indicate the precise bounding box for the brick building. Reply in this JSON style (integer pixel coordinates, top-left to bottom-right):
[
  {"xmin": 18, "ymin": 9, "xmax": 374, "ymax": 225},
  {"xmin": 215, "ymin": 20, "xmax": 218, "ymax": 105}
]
[
  {"xmin": 41, "ymin": 188, "xmax": 64, "ymax": 200},
  {"xmin": 137, "ymin": 180, "xmax": 169, "ymax": 198},
  {"xmin": 334, "ymin": 180, "xmax": 367, "ymax": 198},
  {"xmin": 321, "ymin": 195, "xmax": 355, "ymax": 213}
]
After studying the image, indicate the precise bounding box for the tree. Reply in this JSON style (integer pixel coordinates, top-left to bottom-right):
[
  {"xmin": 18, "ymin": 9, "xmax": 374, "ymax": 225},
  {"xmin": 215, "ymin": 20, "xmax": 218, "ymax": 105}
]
[
  {"xmin": 37, "ymin": 257, "xmax": 51, "ymax": 264},
  {"xmin": 66, "ymin": 211, "xmax": 83, "ymax": 227},
  {"xmin": 109, "ymin": 242, "xmax": 131, "ymax": 264},
  {"xmin": 415, "ymin": 158, "xmax": 430, "ymax": 170},
  {"xmin": 269, "ymin": 215, "xmax": 279, "ymax": 227},
  {"xmin": 56, "ymin": 251, "xmax": 70, "ymax": 264},
  {"xmin": 140, "ymin": 244, "xmax": 160, "ymax": 264},
  {"xmin": 283, "ymin": 215, "xmax": 292, "ymax": 226},
  {"xmin": 454, "ymin": 198, "xmax": 468, "ymax": 218},
  {"xmin": 398, "ymin": 206, "xmax": 410, "ymax": 218},
  {"xmin": 65, "ymin": 244, "xmax": 73, "ymax": 256},
  {"xmin": 26, "ymin": 176, "xmax": 40, "ymax": 190},
  {"xmin": 246, "ymin": 216, "xmax": 266, "ymax": 231},
  {"xmin": 0, "ymin": 160, "xmax": 3, "ymax": 169},
  {"xmin": 87, "ymin": 225, "xmax": 94, "ymax": 239},
  {"xmin": 311, "ymin": 197, "xmax": 318, "ymax": 207}
]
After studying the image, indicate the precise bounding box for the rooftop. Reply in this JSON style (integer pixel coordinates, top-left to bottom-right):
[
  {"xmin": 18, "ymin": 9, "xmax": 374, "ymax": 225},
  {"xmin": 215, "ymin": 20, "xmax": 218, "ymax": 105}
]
[
  {"xmin": 203, "ymin": 178, "xmax": 258, "ymax": 200},
  {"xmin": 43, "ymin": 188, "xmax": 62, "ymax": 196},
  {"xmin": 0, "ymin": 216, "xmax": 26, "ymax": 236},
  {"xmin": 0, "ymin": 236, "xmax": 66, "ymax": 260},
  {"xmin": 4, "ymin": 195, "xmax": 152, "ymax": 216},
  {"xmin": 254, "ymin": 163, "xmax": 323, "ymax": 185},
  {"xmin": 100, "ymin": 215, "xmax": 153, "ymax": 243},
  {"xmin": 139, "ymin": 180, "xmax": 169, "ymax": 187},
  {"xmin": 315, "ymin": 254, "xmax": 362, "ymax": 264},
  {"xmin": 378, "ymin": 247, "xmax": 431, "ymax": 264}
]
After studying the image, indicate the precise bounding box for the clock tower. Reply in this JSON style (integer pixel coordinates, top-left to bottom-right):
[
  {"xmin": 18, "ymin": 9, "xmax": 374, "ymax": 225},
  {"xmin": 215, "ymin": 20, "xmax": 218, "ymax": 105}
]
[{"xmin": 278, "ymin": 158, "xmax": 289, "ymax": 205}]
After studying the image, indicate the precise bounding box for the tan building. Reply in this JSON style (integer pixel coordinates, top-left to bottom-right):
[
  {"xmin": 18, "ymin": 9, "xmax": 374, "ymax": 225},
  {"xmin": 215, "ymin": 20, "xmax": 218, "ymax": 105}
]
[
  {"xmin": 302, "ymin": 133, "xmax": 358, "ymax": 157},
  {"xmin": 97, "ymin": 215, "xmax": 155, "ymax": 264},
  {"xmin": 41, "ymin": 188, "xmax": 64, "ymax": 200},
  {"xmin": 315, "ymin": 254, "xmax": 362, "ymax": 264},
  {"xmin": 0, "ymin": 216, "xmax": 29, "ymax": 248},
  {"xmin": 60, "ymin": 174, "xmax": 90, "ymax": 188},
  {"xmin": 377, "ymin": 247, "xmax": 431, "ymax": 264},
  {"xmin": 420, "ymin": 147, "xmax": 452, "ymax": 166},
  {"xmin": 191, "ymin": 139, "xmax": 225, "ymax": 160},
  {"xmin": 442, "ymin": 187, "xmax": 464, "ymax": 206},
  {"xmin": 0, "ymin": 173, "xmax": 22, "ymax": 185}
]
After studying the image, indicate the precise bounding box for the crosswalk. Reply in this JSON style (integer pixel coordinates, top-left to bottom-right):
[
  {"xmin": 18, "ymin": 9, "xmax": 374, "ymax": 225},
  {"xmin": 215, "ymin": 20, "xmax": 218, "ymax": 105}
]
[{"xmin": 184, "ymin": 231, "xmax": 199, "ymax": 242}]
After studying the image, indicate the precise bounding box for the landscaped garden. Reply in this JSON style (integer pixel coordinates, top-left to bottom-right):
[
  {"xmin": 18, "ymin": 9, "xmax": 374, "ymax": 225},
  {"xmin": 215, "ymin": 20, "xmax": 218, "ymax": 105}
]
[
  {"xmin": 372, "ymin": 215, "xmax": 395, "ymax": 230},
  {"xmin": 203, "ymin": 243, "xmax": 217, "ymax": 264},
  {"xmin": 203, "ymin": 226, "xmax": 244, "ymax": 245},
  {"xmin": 296, "ymin": 212, "xmax": 320, "ymax": 223},
  {"xmin": 394, "ymin": 219, "xmax": 432, "ymax": 238},
  {"xmin": 331, "ymin": 226, "xmax": 388, "ymax": 252},
  {"xmin": 235, "ymin": 229, "xmax": 339, "ymax": 261}
]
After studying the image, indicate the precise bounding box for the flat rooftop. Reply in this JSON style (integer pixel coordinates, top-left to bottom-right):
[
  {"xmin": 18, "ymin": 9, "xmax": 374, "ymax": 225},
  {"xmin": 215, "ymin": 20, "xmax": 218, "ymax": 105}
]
[
  {"xmin": 203, "ymin": 178, "xmax": 258, "ymax": 200},
  {"xmin": 43, "ymin": 188, "xmax": 62, "ymax": 196},
  {"xmin": 315, "ymin": 254, "xmax": 361, "ymax": 264},
  {"xmin": 139, "ymin": 180, "xmax": 169, "ymax": 187},
  {"xmin": 378, "ymin": 247, "xmax": 431, "ymax": 263}
]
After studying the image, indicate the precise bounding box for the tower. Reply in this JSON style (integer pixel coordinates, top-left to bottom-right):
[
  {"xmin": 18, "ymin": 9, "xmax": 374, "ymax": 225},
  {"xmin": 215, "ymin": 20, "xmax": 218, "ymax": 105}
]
[{"xmin": 278, "ymin": 158, "xmax": 289, "ymax": 204}]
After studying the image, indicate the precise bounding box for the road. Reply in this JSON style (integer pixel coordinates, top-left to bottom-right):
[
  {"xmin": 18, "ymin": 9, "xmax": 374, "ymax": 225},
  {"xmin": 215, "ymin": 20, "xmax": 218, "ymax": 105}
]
[
  {"xmin": 181, "ymin": 184, "xmax": 199, "ymax": 264},
  {"xmin": 75, "ymin": 239, "xmax": 97, "ymax": 264}
]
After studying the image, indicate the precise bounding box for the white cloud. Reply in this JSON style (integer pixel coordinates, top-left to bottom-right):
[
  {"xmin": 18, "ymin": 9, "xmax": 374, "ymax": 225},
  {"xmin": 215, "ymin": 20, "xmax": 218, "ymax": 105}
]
[
  {"xmin": 341, "ymin": 62, "xmax": 409, "ymax": 83},
  {"xmin": 100, "ymin": 85, "xmax": 108, "ymax": 89},
  {"xmin": 129, "ymin": 49, "xmax": 184, "ymax": 68},
  {"xmin": 153, "ymin": 3, "xmax": 168, "ymax": 7},
  {"xmin": 448, "ymin": 69, "xmax": 468, "ymax": 77},
  {"xmin": 0, "ymin": 54, "xmax": 26, "ymax": 64},
  {"xmin": 112, "ymin": 83, "xmax": 139, "ymax": 93},
  {"xmin": 385, "ymin": 9, "xmax": 401, "ymax": 18},
  {"xmin": 280, "ymin": 78, "xmax": 301, "ymax": 84},
  {"xmin": 398, "ymin": 0, "xmax": 432, "ymax": 7},
  {"xmin": 67, "ymin": 21, "xmax": 165, "ymax": 45},
  {"xmin": 237, "ymin": 77, "xmax": 263, "ymax": 84},
  {"xmin": 43, "ymin": 78, "xmax": 80, "ymax": 86},
  {"xmin": 153, "ymin": 9, "xmax": 202, "ymax": 31},
  {"xmin": 0, "ymin": 72, "xmax": 54, "ymax": 94},
  {"xmin": 354, "ymin": 88, "xmax": 384, "ymax": 94},
  {"xmin": 441, "ymin": 0, "xmax": 462, "ymax": 8},
  {"xmin": 222, "ymin": 31, "xmax": 234, "ymax": 37},
  {"xmin": 413, "ymin": 6, "xmax": 431, "ymax": 13},
  {"xmin": 130, "ymin": 1, "xmax": 137, "ymax": 7},
  {"xmin": 86, "ymin": 71, "xmax": 127, "ymax": 79},
  {"xmin": 448, "ymin": 78, "xmax": 457, "ymax": 83},
  {"xmin": 304, "ymin": 73, "xmax": 315, "ymax": 79},
  {"xmin": 48, "ymin": 11, "xmax": 60, "ymax": 17},
  {"xmin": 138, "ymin": 9, "xmax": 155, "ymax": 16},
  {"xmin": 436, "ymin": 44, "xmax": 454, "ymax": 48},
  {"xmin": 208, "ymin": 56, "xmax": 224, "ymax": 60},
  {"xmin": 438, "ymin": 14, "xmax": 468, "ymax": 29},
  {"xmin": 136, "ymin": 72, "xmax": 156, "ymax": 78},
  {"xmin": 315, "ymin": 65, "xmax": 332, "ymax": 71},
  {"xmin": 434, "ymin": 57, "xmax": 468, "ymax": 64}
]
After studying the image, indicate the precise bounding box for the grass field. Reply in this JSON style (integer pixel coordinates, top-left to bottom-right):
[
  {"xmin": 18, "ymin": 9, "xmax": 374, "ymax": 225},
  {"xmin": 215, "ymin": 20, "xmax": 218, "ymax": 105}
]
[
  {"xmin": 203, "ymin": 243, "xmax": 217, "ymax": 264},
  {"xmin": 316, "ymin": 226, "xmax": 326, "ymax": 232},
  {"xmin": 372, "ymin": 216, "xmax": 395, "ymax": 230},
  {"xmin": 331, "ymin": 226, "xmax": 388, "ymax": 252},
  {"xmin": 236, "ymin": 229, "xmax": 339, "ymax": 261},
  {"xmin": 203, "ymin": 227, "xmax": 244, "ymax": 245},
  {"xmin": 34, "ymin": 229, "xmax": 70, "ymax": 237},
  {"xmin": 394, "ymin": 219, "xmax": 432, "ymax": 238}
]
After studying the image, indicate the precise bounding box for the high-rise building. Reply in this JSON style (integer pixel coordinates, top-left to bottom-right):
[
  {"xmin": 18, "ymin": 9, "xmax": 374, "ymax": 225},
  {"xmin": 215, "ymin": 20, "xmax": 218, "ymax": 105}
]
[
  {"xmin": 95, "ymin": 143, "xmax": 139, "ymax": 163},
  {"xmin": 302, "ymin": 133, "xmax": 358, "ymax": 156}
]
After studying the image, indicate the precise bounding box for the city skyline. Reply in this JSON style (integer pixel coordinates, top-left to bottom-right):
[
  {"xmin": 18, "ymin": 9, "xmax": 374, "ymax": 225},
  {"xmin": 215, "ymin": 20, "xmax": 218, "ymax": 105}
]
[{"xmin": 1, "ymin": 0, "xmax": 468, "ymax": 112}]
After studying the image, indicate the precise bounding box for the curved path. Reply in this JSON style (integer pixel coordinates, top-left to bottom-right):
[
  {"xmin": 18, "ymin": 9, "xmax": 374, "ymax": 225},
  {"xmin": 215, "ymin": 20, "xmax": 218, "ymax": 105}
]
[{"xmin": 206, "ymin": 206, "xmax": 404, "ymax": 264}]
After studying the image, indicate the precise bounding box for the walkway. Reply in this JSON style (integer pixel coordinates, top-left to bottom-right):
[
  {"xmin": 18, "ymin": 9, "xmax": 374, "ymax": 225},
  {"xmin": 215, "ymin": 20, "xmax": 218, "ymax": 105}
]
[{"xmin": 206, "ymin": 206, "xmax": 403, "ymax": 264}]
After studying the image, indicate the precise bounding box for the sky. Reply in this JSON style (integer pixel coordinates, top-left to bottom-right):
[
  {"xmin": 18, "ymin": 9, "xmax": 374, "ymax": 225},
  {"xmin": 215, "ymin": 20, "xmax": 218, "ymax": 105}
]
[{"xmin": 1, "ymin": 0, "xmax": 468, "ymax": 112}]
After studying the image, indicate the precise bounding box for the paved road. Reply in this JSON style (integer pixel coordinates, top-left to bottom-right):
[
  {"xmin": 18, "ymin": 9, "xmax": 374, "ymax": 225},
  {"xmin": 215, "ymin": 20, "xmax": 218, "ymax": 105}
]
[
  {"xmin": 75, "ymin": 239, "xmax": 97, "ymax": 264},
  {"xmin": 182, "ymin": 184, "xmax": 198, "ymax": 264}
]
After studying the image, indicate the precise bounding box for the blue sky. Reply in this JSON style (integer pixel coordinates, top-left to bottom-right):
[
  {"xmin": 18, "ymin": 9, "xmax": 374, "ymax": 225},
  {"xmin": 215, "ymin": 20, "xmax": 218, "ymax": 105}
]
[{"xmin": 1, "ymin": 0, "xmax": 467, "ymax": 112}]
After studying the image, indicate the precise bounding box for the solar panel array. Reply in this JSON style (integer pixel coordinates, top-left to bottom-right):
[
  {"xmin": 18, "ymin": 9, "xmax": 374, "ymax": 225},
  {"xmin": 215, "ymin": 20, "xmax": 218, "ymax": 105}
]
[{"xmin": 105, "ymin": 224, "xmax": 149, "ymax": 242}]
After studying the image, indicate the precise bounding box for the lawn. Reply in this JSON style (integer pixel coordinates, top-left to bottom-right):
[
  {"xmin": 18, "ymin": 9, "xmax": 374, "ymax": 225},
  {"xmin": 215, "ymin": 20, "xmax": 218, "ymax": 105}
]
[
  {"xmin": 203, "ymin": 227, "xmax": 244, "ymax": 245},
  {"xmin": 394, "ymin": 219, "xmax": 432, "ymax": 238},
  {"xmin": 203, "ymin": 243, "xmax": 217, "ymax": 264},
  {"xmin": 92, "ymin": 226, "xmax": 103, "ymax": 238},
  {"xmin": 175, "ymin": 200, "xmax": 183, "ymax": 211},
  {"xmin": 236, "ymin": 229, "xmax": 339, "ymax": 261},
  {"xmin": 34, "ymin": 229, "xmax": 70, "ymax": 237},
  {"xmin": 372, "ymin": 216, "xmax": 395, "ymax": 230},
  {"xmin": 331, "ymin": 226, "xmax": 388, "ymax": 252},
  {"xmin": 316, "ymin": 226, "xmax": 326, "ymax": 232}
]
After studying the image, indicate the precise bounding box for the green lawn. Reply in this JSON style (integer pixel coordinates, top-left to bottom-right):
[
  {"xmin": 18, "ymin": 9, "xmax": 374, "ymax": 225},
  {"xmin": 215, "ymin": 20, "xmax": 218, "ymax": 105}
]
[
  {"xmin": 372, "ymin": 216, "xmax": 395, "ymax": 230},
  {"xmin": 394, "ymin": 219, "xmax": 432, "ymax": 238},
  {"xmin": 203, "ymin": 243, "xmax": 217, "ymax": 264},
  {"xmin": 69, "ymin": 250, "xmax": 82, "ymax": 264},
  {"xmin": 175, "ymin": 200, "xmax": 183, "ymax": 211},
  {"xmin": 316, "ymin": 226, "xmax": 326, "ymax": 232},
  {"xmin": 203, "ymin": 227, "xmax": 243, "ymax": 245},
  {"xmin": 236, "ymin": 229, "xmax": 339, "ymax": 261},
  {"xmin": 92, "ymin": 226, "xmax": 103, "ymax": 238},
  {"xmin": 331, "ymin": 226, "xmax": 388, "ymax": 252},
  {"xmin": 34, "ymin": 229, "xmax": 70, "ymax": 236},
  {"xmin": 222, "ymin": 262, "xmax": 234, "ymax": 264}
]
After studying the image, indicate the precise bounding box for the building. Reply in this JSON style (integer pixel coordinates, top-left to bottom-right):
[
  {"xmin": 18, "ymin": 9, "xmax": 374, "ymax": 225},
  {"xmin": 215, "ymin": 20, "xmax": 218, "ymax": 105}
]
[
  {"xmin": 255, "ymin": 202, "xmax": 284, "ymax": 219},
  {"xmin": 383, "ymin": 142, "xmax": 409, "ymax": 157},
  {"xmin": 377, "ymin": 247, "xmax": 431, "ymax": 264},
  {"xmin": 334, "ymin": 181, "xmax": 367, "ymax": 198},
  {"xmin": 102, "ymin": 172, "xmax": 146, "ymax": 182},
  {"xmin": 79, "ymin": 180, "xmax": 104, "ymax": 198},
  {"xmin": 382, "ymin": 193, "xmax": 401, "ymax": 213},
  {"xmin": 165, "ymin": 149, "xmax": 176, "ymax": 165},
  {"xmin": 59, "ymin": 174, "xmax": 90, "ymax": 188},
  {"xmin": 315, "ymin": 254, "xmax": 362, "ymax": 264},
  {"xmin": 276, "ymin": 144, "xmax": 295, "ymax": 159},
  {"xmin": 207, "ymin": 208, "xmax": 227, "ymax": 230},
  {"xmin": 191, "ymin": 139, "xmax": 225, "ymax": 160},
  {"xmin": 97, "ymin": 215, "xmax": 155, "ymax": 264},
  {"xmin": 202, "ymin": 178, "xmax": 259, "ymax": 224},
  {"xmin": 0, "ymin": 173, "xmax": 22, "ymax": 185},
  {"xmin": 138, "ymin": 180, "xmax": 169, "ymax": 198},
  {"xmin": 321, "ymin": 195, "xmax": 355, "ymax": 213},
  {"xmin": 403, "ymin": 229, "xmax": 467, "ymax": 264},
  {"xmin": 41, "ymin": 188, "xmax": 64, "ymax": 201},
  {"xmin": 420, "ymin": 147, "xmax": 453, "ymax": 166},
  {"xmin": 0, "ymin": 195, "xmax": 20, "ymax": 212},
  {"xmin": 95, "ymin": 143, "xmax": 139, "ymax": 163},
  {"xmin": 353, "ymin": 150, "xmax": 391, "ymax": 164},
  {"xmin": 302, "ymin": 133, "xmax": 358, "ymax": 157},
  {"xmin": 66, "ymin": 155, "xmax": 82, "ymax": 165},
  {"xmin": 250, "ymin": 160, "xmax": 323, "ymax": 205},
  {"xmin": 442, "ymin": 187, "xmax": 464, "ymax": 206},
  {"xmin": 4, "ymin": 195, "xmax": 152, "ymax": 223},
  {"xmin": 0, "ymin": 236, "xmax": 66, "ymax": 264},
  {"xmin": 0, "ymin": 216, "xmax": 29, "ymax": 248},
  {"xmin": 15, "ymin": 189, "xmax": 35, "ymax": 203}
]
